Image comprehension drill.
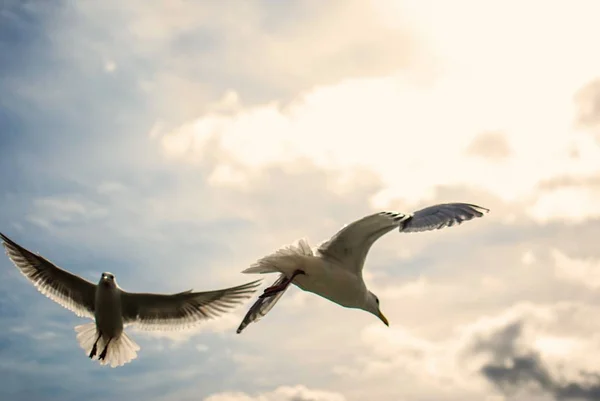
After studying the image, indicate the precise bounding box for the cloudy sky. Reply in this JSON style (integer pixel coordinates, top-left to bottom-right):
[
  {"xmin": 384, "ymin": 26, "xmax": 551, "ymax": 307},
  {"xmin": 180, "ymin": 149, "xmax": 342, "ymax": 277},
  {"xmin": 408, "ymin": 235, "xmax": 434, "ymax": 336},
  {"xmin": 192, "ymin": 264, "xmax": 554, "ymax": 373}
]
[{"xmin": 2, "ymin": 1, "xmax": 600, "ymax": 400}]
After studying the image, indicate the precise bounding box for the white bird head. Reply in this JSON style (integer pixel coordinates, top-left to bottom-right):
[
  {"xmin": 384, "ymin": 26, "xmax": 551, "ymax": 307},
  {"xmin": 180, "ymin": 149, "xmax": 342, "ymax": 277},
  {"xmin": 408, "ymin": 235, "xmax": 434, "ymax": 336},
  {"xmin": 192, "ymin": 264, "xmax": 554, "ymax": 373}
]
[
  {"xmin": 99, "ymin": 272, "xmax": 117, "ymax": 288},
  {"xmin": 365, "ymin": 291, "xmax": 389, "ymax": 326}
]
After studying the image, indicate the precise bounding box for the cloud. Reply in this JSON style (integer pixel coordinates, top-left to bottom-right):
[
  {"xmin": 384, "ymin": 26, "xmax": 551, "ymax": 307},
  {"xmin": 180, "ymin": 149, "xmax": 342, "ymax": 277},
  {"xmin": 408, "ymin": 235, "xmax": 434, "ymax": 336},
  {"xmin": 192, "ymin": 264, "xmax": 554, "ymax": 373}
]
[
  {"xmin": 475, "ymin": 316, "xmax": 600, "ymax": 401},
  {"xmin": 466, "ymin": 131, "xmax": 512, "ymax": 161},
  {"xmin": 552, "ymin": 250, "xmax": 600, "ymax": 290},
  {"xmin": 204, "ymin": 385, "xmax": 346, "ymax": 401},
  {"xmin": 51, "ymin": 0, "xmax": 420, "ymax": 125},
  {"xmin": 4, "ymin": 1, "xmax": 600, "ymax": 401},
  {"xmin": 157, "ymin": 69, "xmax": 600, "ymax": 219},
  {"xmin": 26, "ymin": 196, "xmax": 108, "ymax": 228},
  {"xmin": 575, "ymin": 78, "xmax": 600, "ymax": 135}
]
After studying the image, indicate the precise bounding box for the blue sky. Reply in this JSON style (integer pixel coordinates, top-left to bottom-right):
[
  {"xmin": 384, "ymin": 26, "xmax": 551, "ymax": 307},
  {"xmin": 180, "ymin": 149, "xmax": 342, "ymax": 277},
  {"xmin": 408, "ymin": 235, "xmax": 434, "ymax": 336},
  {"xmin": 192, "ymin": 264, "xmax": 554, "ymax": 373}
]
[{"xmin": 2, "ymin": 1, "xmax": 600, "ymax": 400}]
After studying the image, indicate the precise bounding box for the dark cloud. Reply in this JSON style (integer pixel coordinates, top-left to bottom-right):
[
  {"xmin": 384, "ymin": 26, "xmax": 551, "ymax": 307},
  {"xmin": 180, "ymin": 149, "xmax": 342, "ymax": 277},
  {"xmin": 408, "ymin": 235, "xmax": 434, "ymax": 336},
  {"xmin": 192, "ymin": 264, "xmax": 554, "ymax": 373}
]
[
  {"xmin": 475, "ymin": 321, "xmax": 600, "ymax": 400},
  {"xmin": 465, "ymin": 131, "xmax": 512, "ymax": 161}
]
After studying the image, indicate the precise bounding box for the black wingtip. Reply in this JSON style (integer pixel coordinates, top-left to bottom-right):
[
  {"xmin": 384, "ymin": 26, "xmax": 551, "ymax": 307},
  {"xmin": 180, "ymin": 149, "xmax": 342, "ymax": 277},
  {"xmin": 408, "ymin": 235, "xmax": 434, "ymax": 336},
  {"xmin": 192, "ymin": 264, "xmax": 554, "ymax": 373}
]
[
  {"xmin": 0, "ymin": 232, "xmax": 15, "ymax": 250},
  {"xmin": 475, "ymin": 205, "xmax": 490, "ymax": 214}
]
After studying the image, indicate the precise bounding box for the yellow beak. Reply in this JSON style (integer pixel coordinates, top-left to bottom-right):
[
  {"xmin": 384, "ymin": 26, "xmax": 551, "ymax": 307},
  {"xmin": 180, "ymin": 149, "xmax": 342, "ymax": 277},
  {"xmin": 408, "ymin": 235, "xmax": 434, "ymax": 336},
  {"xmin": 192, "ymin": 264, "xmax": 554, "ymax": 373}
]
[{"xmin": 378, "ymin": 310, "xmax": 389, "ymax": 326}]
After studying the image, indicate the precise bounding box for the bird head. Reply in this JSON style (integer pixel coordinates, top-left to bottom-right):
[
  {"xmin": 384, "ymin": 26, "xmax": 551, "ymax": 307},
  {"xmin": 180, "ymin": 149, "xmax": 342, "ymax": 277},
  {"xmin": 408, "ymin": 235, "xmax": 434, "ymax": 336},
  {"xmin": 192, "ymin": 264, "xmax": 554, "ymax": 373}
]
[
  {"xmin": 365, "ymin": 291, "xmax": 389, "ymax": 326},
  {"xmin": 99, "ymin": 272, "xmax": 117, "ymax": 288}
]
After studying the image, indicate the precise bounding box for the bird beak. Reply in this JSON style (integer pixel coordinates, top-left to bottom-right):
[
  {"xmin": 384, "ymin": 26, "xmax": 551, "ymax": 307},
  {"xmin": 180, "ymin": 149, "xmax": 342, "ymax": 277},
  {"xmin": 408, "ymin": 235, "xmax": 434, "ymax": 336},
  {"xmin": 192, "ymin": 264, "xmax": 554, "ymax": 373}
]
[{"xmin": 378, "ymin": 310, "xmax": 389, "ymax": 326}]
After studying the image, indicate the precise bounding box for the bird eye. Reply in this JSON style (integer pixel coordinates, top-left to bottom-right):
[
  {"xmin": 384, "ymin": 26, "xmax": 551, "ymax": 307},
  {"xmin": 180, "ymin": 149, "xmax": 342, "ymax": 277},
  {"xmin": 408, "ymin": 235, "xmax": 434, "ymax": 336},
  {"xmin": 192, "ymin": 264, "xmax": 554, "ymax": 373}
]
[{"xmin": 375, "ymin": 297, "xmax": 380, "ymax": 305}]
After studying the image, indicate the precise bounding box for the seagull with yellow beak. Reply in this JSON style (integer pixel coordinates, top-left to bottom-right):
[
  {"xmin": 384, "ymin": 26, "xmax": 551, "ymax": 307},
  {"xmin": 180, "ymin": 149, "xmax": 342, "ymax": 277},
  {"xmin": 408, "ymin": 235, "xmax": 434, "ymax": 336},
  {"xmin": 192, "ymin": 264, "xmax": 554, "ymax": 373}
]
[{"xmin": 237, "ymin": 202, "xmax": 489, "ymax": 333}]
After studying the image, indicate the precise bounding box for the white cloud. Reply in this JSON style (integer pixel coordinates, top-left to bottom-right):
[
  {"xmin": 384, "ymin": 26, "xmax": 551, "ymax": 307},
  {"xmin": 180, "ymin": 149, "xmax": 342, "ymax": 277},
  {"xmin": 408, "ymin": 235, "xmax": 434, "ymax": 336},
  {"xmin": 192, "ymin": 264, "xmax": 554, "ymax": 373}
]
[
  {"xmin": 552, "ymin": 249, "xmax": 600, "ymax": 289},
  {"xmin": 96, "ymin": 181, "xmax": 127, "ymax": 194},
  {"xmin": 26, "ymin": 196, "xmax": 108, "ymax": 228},
  {"xmin": 158, "ymin": 73, "xmax": 600, "ymax": 218},
  {"xmin": 521, "ymin": 251, "xmax": 536, "ymax": 266},
  {"xmin": 204, "ymin": 385, "xmax": 346, "ymax": 401},
  {"xmin": 149, "ymin": 0, "xmax": 600, "ymax": 220},
  {"xmin": 104, "ymin": 60, "xmax": 117, "ymax": 73},
  {"xmin": 528, "ymin": 186, "xmax": 600, "ymax": 223}
]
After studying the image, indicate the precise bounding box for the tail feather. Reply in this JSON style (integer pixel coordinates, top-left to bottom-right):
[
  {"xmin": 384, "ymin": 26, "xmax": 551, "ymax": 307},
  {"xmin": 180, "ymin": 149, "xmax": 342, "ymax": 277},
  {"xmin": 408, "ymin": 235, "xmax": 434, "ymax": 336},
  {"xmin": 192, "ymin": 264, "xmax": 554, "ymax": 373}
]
[
  {"xmin": 74, "ymin": 322, "xmax": 140, "ymax": 368},
  {"xmin": 242, "ymin": 238, "xmax": 314, "ymax": 275}
]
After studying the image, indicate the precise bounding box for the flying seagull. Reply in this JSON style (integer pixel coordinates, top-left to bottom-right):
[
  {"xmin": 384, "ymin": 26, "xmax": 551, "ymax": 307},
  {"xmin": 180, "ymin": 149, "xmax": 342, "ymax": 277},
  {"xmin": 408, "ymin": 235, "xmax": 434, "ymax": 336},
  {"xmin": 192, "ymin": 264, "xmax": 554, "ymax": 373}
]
[
  {"xmin": 236, "ymin": 202, "xmax": 489, "ymax": 334},
  {"xmin": 0, "ymin": 233, "xmax": 262, "ymax": 367}
]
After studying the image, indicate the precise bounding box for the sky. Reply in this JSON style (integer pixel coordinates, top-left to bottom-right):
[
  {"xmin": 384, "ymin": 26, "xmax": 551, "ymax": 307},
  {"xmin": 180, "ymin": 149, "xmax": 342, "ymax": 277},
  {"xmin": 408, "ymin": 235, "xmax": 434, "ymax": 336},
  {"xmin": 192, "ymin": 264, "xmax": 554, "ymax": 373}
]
[{"xmin": 1, "ymin": 0, "xmax": 600, "ymax": 400}]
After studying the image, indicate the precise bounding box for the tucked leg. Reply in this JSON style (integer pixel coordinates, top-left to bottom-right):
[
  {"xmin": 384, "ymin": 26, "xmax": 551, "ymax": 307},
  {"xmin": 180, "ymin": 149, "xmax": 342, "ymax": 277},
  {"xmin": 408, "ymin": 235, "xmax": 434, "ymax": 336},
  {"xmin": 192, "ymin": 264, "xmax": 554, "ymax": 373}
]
[
  {"xmin": 99, "ymin": 337, "xmax": 112, "ymax": 361},
  {"xmin": 259, "ymin": 270, "xmax": 305, "ymax": 299},
  {"xmin": 89, "ymin": 331, "xmax": 102, "ymax": 359}
]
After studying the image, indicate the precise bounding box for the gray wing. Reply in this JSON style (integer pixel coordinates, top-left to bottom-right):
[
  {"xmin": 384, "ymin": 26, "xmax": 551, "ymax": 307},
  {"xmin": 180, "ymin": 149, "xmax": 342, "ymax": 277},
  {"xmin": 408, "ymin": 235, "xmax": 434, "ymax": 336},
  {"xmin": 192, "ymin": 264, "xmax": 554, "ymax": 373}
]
[
  {"xmin": 316, "ymin": 211, "xmax": 410, "ymax": 275},
  {"xmin": 0, "ymin": 232, "xmax": 96, "ymax": 318},
  {"xmin": 399, "ymin": 203, "xmax": 489, "ymax": 233},
  {"xmin": 236, "ymin": 274, "xmax": 287, "ymax": 334},
  {"xmin": 120, "ymin": 279, "xmax": 262, "ymax": 330},
  {"xmin": 316, "ymin": 203, "xmax": 489, "ymax": 274}
]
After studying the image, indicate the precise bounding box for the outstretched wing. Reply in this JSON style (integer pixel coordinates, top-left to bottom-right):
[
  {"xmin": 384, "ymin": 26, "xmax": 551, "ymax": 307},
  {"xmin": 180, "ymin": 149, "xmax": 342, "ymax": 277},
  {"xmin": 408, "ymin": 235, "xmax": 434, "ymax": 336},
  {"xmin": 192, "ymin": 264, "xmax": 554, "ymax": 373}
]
[
  {"xmin": 316, "ymin": 211, "xmax": 409, "ymax": 275},
  {"xmin": 0, "ymin": 232, "xmax": 96, "ymax": 318},
  {"xmin": 236, "ymin": 274, "xmax": 287, "ymax": 334},
  {"xmin": 120, "ymin": 279, "xmax": 262, "ymax": 331},
  {"xmin": 316, "ymin": 203, "xmax": 489, "ymax": 274},
  {"xmin": 399, "ymin": 203, "xmax": 489, "ymax": 233}
]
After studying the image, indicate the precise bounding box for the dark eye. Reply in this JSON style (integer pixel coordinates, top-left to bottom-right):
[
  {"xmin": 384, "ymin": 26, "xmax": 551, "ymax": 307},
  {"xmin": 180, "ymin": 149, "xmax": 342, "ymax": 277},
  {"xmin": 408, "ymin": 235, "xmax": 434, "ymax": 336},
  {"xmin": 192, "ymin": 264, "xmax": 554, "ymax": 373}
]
[{"xmin": 375, "ymin": 297, "xmax": 380, "ymax": 305}]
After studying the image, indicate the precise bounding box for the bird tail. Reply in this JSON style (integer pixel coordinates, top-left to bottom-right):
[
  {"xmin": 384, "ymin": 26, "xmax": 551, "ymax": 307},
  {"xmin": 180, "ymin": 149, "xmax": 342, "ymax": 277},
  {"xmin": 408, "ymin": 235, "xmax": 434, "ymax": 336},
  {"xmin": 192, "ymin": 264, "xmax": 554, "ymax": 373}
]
[
  {"xmin": 242, "ymin": 238, "xmax": 314, "ymax": 275},
  {"xmin": 74, "ymin": 322, "xmax": 140, "ymax": 368}
]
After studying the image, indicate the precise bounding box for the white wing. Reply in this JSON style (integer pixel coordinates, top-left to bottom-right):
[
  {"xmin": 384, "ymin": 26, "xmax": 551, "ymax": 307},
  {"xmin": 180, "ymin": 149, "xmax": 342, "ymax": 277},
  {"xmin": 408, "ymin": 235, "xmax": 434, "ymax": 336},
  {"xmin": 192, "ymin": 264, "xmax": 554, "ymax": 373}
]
[
  {"xmin": 1, "ymin": 232, "xmax": 96, "ymax": 318},
  {"xmin": 120, "ymin": 279, "xmax": 262, "ymax": 331},
  {"xmin": 399, "ymin": 203, "xmax": 489, "ymax": 233},
  {"xmin": 316, "ymin": 211, "xmax": 409, "ymax": 275},
  {"xmin": 316, "ymin": 203, "xmax": 489, "ymax": 274}
]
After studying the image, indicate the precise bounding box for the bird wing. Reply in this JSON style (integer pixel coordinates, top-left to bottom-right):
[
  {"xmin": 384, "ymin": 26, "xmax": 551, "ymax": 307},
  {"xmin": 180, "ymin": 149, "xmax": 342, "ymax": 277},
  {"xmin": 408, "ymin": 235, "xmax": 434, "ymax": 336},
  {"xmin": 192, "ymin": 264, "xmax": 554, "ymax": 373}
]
[
  {"xmin": 0, "ymin": 232, "xmax": 96, "ymax": 318},
  {"xmin": 236, "ymin": 273, "xmax": 287, "ymax": 334},
  {"xmin": 317, "ymin": 203, "xmax": 489, "ymax": 274},
  {"xmin": 316, "ymin": 211, "xmax": 409, "ymax": 275},
  {"xmin": 398, "ymin": 203, "xmax": 489, "ymax": 233},
  {"xmin": 120, "ymin": 279, "xmax": 262, "ymax": 330}
]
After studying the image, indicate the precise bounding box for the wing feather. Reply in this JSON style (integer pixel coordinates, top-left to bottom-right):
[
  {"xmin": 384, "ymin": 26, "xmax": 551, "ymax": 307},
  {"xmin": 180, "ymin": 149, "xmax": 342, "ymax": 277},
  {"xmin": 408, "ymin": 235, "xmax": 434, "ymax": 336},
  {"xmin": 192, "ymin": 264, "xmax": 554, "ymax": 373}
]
[
  {"xmin": 0, "ymin": 232, "xmax": 96, "ymax": 318},
  {"xmin": 316, "ymin": 203, "xmax": 489, "ymax": 274},
  {"xmin": 120, "ymin": 279, "xmax": 262, "ymax": 331},
  {"xmin": 316, "ymin": 211, "xmax": 409, "ymax": 274},
  {"xmin": 400, "ymin": 203, "xmax": 489, "ymax": 233}
]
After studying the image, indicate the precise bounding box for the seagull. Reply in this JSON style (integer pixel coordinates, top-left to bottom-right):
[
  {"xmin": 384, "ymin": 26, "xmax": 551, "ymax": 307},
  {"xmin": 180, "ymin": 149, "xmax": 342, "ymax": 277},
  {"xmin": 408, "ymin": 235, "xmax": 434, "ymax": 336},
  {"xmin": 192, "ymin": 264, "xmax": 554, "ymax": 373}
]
[
  {"xmin": 236, "ymin": 202, "xmax": 489, "ymax": 334},
  {"xmin": 0, "ymin": 233, "xmax": 262, "ymax": 367}
]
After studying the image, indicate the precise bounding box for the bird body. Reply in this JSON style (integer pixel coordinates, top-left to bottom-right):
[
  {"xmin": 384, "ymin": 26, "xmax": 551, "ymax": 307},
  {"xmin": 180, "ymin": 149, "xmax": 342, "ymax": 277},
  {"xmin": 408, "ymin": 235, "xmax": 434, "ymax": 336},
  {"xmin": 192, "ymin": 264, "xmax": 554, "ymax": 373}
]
[
  {"xmin": 237, "ymin": 203, "xmax": 489, "ymax": 334},
  {"xmin": 0, "ymin": 233, "xmax": 261, "ymax": 367},
  {"xmin": 243, "ymin": 240, "xmax": 368, "ymax": 309},
  {"xmin": 95, "ymin": 274, "xmax": 124, "ymax": 339}
]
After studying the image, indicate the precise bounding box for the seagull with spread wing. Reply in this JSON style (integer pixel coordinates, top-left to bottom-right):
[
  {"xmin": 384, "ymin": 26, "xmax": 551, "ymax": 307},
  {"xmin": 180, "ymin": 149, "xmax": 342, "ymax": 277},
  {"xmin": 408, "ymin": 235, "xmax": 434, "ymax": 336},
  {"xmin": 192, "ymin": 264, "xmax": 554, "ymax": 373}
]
[
  {"xmin": 236, "ymin": 203, "xmax": 489, "ymax": 334},
  {"xmin": 0, "ymin": 233, "xmax": 262, "ymax": 367}
]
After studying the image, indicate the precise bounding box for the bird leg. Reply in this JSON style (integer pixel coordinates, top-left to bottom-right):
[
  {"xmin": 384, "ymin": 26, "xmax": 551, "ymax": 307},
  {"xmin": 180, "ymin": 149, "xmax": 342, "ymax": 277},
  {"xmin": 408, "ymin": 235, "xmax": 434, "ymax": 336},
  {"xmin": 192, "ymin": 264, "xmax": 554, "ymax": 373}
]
[
  {"xmin": 99, "ymin": 337, "xmax": 112, "ymax": 361},
  {"xmin": 259, "ymin": 270, "xmax": 305, "ymax": 299},
  {"xmin": 89, "ymin": 331, "xmax": 102, "ymax": 359}
]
